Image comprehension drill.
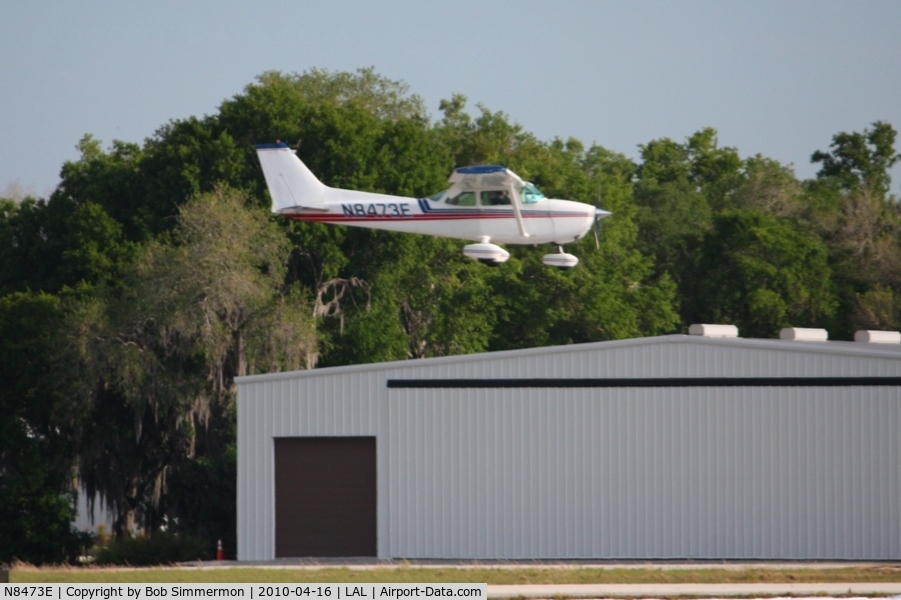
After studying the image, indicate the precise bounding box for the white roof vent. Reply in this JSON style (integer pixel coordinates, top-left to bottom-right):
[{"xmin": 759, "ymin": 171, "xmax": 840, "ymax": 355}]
[
  {"xmin": 780, "ymin": 327, "xmax": 828, "ymax": 342},
  {"xmin": 854, "ymin": 330, "xmax": 901, "ymax": 344},
  {"xmin": 689, "ymin": 324, "xmax": 739, "ymax": 338}
]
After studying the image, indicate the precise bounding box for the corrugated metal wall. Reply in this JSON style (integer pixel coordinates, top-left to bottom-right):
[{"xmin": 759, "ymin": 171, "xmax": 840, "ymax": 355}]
[
  {"xmin": 387, "ymin": 386, "xmax": 899, "ymax": 559},
  {"xmin": 237, "ymin": 336, "xmax": 901, "ymax": 560},
  {"xmin": 238, "ymin": 374, "xmax": 384, "ymax": 560}
]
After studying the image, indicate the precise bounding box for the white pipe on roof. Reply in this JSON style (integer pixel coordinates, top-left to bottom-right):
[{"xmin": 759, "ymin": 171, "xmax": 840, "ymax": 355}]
[
  {"xmin": 780, "ymin": 327, "xmax": 829, "ymax": 342},
  {"xmin": 854, "ymin": 330, "xmax": 901, "ymax": 343},
  {"xmin": 688, "ymin": 324, "xmax": 739, "ymax": 338}
]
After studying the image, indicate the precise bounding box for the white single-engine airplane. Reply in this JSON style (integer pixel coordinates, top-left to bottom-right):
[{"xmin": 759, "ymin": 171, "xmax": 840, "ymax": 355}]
[{"xmin": 255, "ymin": 142, "xmax": 611, "ymax": 268}]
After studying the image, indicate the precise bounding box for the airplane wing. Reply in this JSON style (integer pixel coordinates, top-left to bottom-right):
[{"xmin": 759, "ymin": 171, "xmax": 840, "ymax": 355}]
[{"xmin": 448, "ymin": 165, "xmax": 526, "ymax": 189}]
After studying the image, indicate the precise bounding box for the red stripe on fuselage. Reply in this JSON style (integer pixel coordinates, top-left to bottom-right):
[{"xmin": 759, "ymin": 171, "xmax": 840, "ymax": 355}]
[{"xmin": 285, "ymin": 213, "xmax": 591, "ymax": 222}]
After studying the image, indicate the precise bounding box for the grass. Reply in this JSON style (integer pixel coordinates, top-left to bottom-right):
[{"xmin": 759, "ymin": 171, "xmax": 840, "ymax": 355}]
[{"xmin": 7, "ymin": 565, "xmax": 901, "ymax": 584}]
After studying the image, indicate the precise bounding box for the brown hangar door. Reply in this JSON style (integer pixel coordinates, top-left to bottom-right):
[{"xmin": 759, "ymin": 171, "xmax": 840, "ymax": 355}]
[{"xmin": 274, "ymin": 437, "xmax": 377, "ymax": 557}]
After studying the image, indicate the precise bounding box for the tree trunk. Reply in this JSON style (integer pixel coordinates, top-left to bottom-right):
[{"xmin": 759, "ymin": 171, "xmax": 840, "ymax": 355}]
[
  {"xmin": 113, "ymin": 506, "xmax": 137, "ymax": 539},
  {"xmin": 234, "ymin": 328, "xmax": 247, "ymax": 379}
]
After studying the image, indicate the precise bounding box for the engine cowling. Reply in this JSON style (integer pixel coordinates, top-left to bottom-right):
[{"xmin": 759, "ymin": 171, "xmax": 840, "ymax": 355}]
[
  {"xmin": 463, "ymin": 242, "xmax": 510, "ymax": 266},
  {"xmin": 542, "ymin": 252, "xmax": 579, "ymax": 269}
]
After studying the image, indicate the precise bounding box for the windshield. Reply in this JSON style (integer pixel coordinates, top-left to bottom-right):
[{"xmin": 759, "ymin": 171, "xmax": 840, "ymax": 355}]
[
  {"xmin": 521, "ymin": 182, "xmax": 545, "ymax": 204},
  {"xmin": 428, "ymin": 189, "xmax": 448, "ymax": 202}
]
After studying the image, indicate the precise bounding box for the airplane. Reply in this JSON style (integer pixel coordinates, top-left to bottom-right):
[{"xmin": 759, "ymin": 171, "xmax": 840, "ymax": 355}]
[{"xmin": 255, "ymin": 142, "xmax": 611, "ymax": 268}]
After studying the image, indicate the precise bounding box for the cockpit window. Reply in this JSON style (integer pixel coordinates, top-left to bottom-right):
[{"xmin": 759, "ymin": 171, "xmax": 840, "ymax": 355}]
[
  {"xmin": 446, "ymin": 191, "xmax": 476, "ymax": 206},
  {"xmin": 429, "ymin": 189, "xmax": 448, "ymax": 202},
  {"xmin": 521, "ymin": 183, "xmax": 545, "ymax": 204},
  {"xmin": 480, "ymin": 190, "xmax": 512, "ymax": 206}
]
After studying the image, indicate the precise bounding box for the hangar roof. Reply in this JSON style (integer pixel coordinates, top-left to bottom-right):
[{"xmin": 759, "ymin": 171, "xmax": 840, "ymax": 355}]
[{"xmin": 236, "ymin": 333, "xmax": 901, "ymax": 385}]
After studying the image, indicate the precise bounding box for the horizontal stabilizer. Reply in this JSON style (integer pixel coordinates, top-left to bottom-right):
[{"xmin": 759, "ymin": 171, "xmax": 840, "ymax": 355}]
[
  {"xmin": 275, "ymin": 205, "xmax": 330, "ymax": 214},
  {"xmin": 255, "ymin": 143, "xmax": 328, "ymax": 213}
]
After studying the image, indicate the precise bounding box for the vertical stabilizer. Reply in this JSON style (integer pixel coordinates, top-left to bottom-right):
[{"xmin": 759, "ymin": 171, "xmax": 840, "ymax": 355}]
[{"xmin": 255, "ymin": 143, "xmax": 328, "ymax": 212}]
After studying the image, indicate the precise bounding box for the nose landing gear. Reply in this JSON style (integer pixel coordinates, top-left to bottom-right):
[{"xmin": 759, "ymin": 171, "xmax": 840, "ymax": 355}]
[{"xmin": 542, "ymin": 245, "xmax": 579, "ymax": 269}]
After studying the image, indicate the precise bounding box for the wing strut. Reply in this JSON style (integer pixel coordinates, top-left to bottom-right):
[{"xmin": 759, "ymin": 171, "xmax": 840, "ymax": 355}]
[{"xmin": 509, "ymin": 184, "xmax": 529, "ymax": 238}]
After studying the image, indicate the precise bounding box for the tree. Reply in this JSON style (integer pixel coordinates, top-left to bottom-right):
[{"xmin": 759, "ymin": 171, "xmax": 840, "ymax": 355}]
[
  {"xmin": 8, "ymin": 68, "xmax": 454, "ymax": 544},
  {"xmin": 684, "ymin": 128, "xmax": 743, "ymax": 211},
  {"xmin": 811, "ymin": 121, "xmax": 899, "ymax": 198},
  {"xmin": 632, "ymin": 128, "xmax": 745, "ymax": 287},
  {"xmin": 633, "ymin": 136, "xmax": 711, "ymax": 287},
  {"xmin": 808, "ymin": 122, "xmax": 901, "ymax": 337},
  {"xmin": 139, "ymin": 118, "xmax": 247, "ymax": 230},
  {"xmin": 0, "ymin": 194, "xmax": 134, "ymax": 296},
  {"xmin": 685, "ymin": 210, "xmax": 837, "ymax": 338},
  {"xmin": 54, "ymin": 136, "xmax": 153, "ymax": 240},
  {"xmin": 317, "ymin": 229, "xmax": 497, "ymax": 365},
  {"xmin": 732, "ymin": 156, "xmax": 805, "ymax": 220},
  {"xmin": 69, "ymin": 186, "xmax": 316, "ymax": 537},
  {"xmin": 852, "ymin": 285, "xmax": 900, "ymax": 332},
  {"xmin": 0, "ymin": 292, "xmax": 91, "ymax": 563}
]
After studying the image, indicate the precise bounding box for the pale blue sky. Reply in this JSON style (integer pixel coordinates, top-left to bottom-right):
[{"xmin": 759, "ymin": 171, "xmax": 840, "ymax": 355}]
[{"xmin": 3, "ymin": 1, "xmax": 900, "ymax": 198}]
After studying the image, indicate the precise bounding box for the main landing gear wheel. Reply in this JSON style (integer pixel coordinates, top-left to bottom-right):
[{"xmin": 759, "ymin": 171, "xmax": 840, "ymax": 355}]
[{"xmin": 541, "ymin": 246, "xmax": 579, "ymax": 269}]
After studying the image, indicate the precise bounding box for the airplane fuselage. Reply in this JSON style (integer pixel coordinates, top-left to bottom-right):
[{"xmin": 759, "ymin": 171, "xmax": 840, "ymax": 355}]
[
  {"xmin": 255, "ymin": 143, "xmax": 610, "ymax": 267},
  {"xmin": 280, "ymin": 188, "xmax": 597, "ymax": 245}
]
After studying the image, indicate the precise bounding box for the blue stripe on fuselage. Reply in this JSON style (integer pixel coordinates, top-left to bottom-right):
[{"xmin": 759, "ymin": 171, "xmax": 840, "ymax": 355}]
[{"xmin": 418, "ymin": 198, "xmax": 584, "ymax": 218}]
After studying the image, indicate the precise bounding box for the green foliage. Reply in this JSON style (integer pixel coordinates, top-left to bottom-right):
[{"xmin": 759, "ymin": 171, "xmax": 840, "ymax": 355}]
[
  {"xmin": 93, "ymin": 532, "xmax": 209, "ymax": 566},
  {"xmin": 256, "ymin": 67, "xmax": 428, "ymax": 122},
  {"xmin": 376, "ymin": 236, "xmax": 497, "ymax": 359},
  {"xmin": 811, "ymin": 121, "xmax": 899, "ymax": 197},
  {"xmin": 803, "ymin": 122, "xmax": 901, "ymax": 337},
  {"xmin": 684, "ymin": 128, "xmax": 744, "ymax": 210},
  {"xmin": 68, "ymin": 186, "xmax": 316, "ymax": 538},
  {"xmin": 632, "ymin": 129, "xmax": 744, "ymax": 291},
  {"xmin": 162, "ymin": 435, "xmax": 237, "ymax": 561},
  {"xmin": 140, "ymin": 119, "xmax": 246, "ymax": 223},
  {"xmin": 0, "ymin": 292, "xmax": 91, "ymax": 564},
  {"xmin": 685, "ymin": 210, "xmax": 838, "ymax": 338},
  {"xmin": 732, "ymin": 156, "xmax": 805, "ymax": 219},
  {"xmin": 55, "ymin": 136, "xmax": 151, "ymax": 239},
  {"xmin": 0, "ymin": 445, "xmax": 93, "ymax": 565},
  {"xmin": 852, "ymin": 285, "xmax": 901, "ymax": 331},
  {"xmin": 319, "ymin": 231, "xmax": 497, "ymax": 365},
  {"xmin": 0, "ymin": 195, "xmax": 134, "ymax": 295},
  {"xmin": 633, "ymin": 136, "xmax": 713, "ymax": 285}
]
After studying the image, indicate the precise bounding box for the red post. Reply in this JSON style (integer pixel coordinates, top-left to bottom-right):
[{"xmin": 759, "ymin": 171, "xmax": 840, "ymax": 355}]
[{"xmin": 216, "ymin": 538, "xmax": 224, "ymax": 561}]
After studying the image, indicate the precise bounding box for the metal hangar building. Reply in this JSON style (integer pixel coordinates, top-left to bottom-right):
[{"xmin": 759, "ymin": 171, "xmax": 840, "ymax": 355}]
[{"xmin": 235, "ymin": 329, "xmax": 901, "ymax": 561}]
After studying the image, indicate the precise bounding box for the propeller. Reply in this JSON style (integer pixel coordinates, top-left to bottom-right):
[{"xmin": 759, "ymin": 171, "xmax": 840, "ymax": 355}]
[
  {"xmin": 592, "ymin": 208, "xmax": 612, "ymax": 249},
  {"xmin": 593, "ymin": 183, "xmax": 611, "ymax": 249}
]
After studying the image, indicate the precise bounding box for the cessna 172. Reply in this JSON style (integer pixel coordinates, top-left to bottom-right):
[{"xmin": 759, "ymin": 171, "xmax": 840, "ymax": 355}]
[{"xmin": 255, "ymin": 142, "xmax": 611, "ymax": 268}]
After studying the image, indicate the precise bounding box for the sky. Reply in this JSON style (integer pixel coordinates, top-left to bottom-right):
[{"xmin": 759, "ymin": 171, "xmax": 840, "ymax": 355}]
[{"xmin": 3, "ymin": 1, "xmax": 901, "ymax": 199}]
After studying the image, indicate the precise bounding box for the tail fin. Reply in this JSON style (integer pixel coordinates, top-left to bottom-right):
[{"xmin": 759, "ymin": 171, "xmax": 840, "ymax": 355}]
[{"xmin": 255, "ymin": 143, "xmax": 328, "ymax": 213}]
